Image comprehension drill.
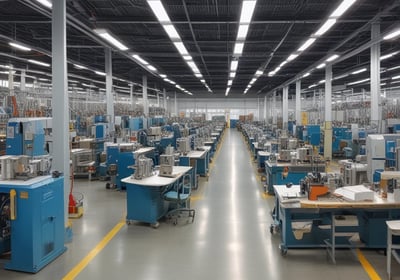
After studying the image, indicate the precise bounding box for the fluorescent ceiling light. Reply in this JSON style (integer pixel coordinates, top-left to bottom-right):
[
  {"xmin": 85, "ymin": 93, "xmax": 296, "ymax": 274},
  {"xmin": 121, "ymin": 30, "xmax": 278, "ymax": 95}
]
[
  {"xmin": 162, "ymin": 24, "xmax": 180, "ymax": 39},
  {"xmin": 230, "ymin": 72, "xmax": 236, "ymax": 78},
  {"xmin": 233, "ymin": 42, "xmax": 244, "ymax": 55},
  {"xmin": 160, "ymin": 74, "xmax": 167, "ymax": 78},
  {"xmin": 347, "ymin": 78, "xmax": 370, "ymax": 85},
  {"xmin": 387, "ymin": 66, "xmax": 400, "ymax": 71},
  {"xmin": 28, "ymin": 59, "xmax": 50, "ymax": 67},
  {"xmin": 319, "ymin": 79, "xmax": 325, "ymax": 84},
  {"xmin": 381, "ymin": 83, "xmax": 387, "ymax": 86},
  {"xmin": 200, "ymin": 79, "xmax": 205, "ymax": 83},
  {"xmin": 173, "ymin": 42, "xmax": 189, "ymax": 55},
  {"xmin": 274, "ymin": 66, "xmax": 281, "ymax": 72},
  {"xmin": 195, "ymin": 73, "xmax": 202, "ymax": 78},
  {"xmin": 380, "ymin": 51, "xmax": 398, "ymax": 61},
  {"xmin": 316, "ymin": 63, "xmax": 326, "ymax": 69},
  {"xmin": 74, "ymin": 64, "xmax": 87, "ymax": 70},
  {"xmin": 183, "ymin": 55, "xmax": 192, "ymax": 61},
  {"xmin": 280, "ymin": 61, "xmax": 288, "ymax": 67},
  {"xmin": 132, "ymin": 54, "xmax": 149, "ymax": 65},
  {"xmin": 315, "ymin": 18, "xmax": 336, "ymax": 36},
  {"xmin": 225, "ymin": 87, "xmax": 231, "ymax": 96},
  {"xmin": 250, "ymin": 78, "xmax": 257, "ymax": 84},
  {"xmin": 239, "ymin": 1, "xmax": 257, "ymax": 24},
  {"xmin": 187, "ymin": 92, "xmax": 193, "ymax": 96},
  {"xmin": 164, "ymin": 78, "xmax": 176, "ymax": 85},
  {"xmin": 9, "ymin": 42, "xmax": 31, "ymax": 51},
  {"xmin": 383, "ymin": 28, "xmax": 400, "ymax": 40},
  {"xmin": 330, "ymin": 0, "xmax": 357, "ymax": 17},
  {"xmin": 38, "ymin": 78, "xmax": 49, "ymax": 81},
  {"xmin": 287, "ymin": 54, "xmax": 299, "ymax": 61},
  {"xmin": 230, "ymin": 61, "xmax": 238, "ymax": 71},
  {"xmin": 95, "ymin": 71, "xmax": 106, "ymax": 76},
  {"xmin": 268, "ymin": 71, "xmax": 275, "ymax": 77},
  {"xmin": 308, "ymin": 84, "xmax": 317, "ymax": 88},
  {"xmin": 299, "ymin": 38, "xmax": 316, "ymax": 52},
  {"xmin": 326, "ymin": 54, "xmax": 339, "ymax": 62},
  {"xmin": 227, "ymin": 80, "xmax": 233, "ymax": 86},
  {"xmin": 334, "ymin": 73, "xmax": 349, "ymax": 80},
  {"xmin": 256, "ymin": 70, "xmax": 263, "ymax": 76},
  {"xmin": 302, "ymin": 72, "xmax": 310, "ymax": 78},
  {"xmin": 35, "ymin": 0, "xmax": 52, "ymax": 8},
  {"xmin": 237, "ymin": 24, "xmax": 250, "ymax": 39},
  {"xmin": 147, "ymin": 0, "xmax": 171, "ymax": 23},
  {"xmin": 93, "ymin": 29, "xmax": 128, "ymax": 51},
  {"xmin": 0, "ymin": 65, "xmax": 11, "ymax": 69},
  {"xmin": 393, "ymin": 75, "xmax": 400, "ymax": 80},
  {"xmin": 351, "ymin": 68, "xmax": 367, "ymax": 75},
  {"xmin": 146, "ymin": 65, "xmax": 157, "ymax": 72}
]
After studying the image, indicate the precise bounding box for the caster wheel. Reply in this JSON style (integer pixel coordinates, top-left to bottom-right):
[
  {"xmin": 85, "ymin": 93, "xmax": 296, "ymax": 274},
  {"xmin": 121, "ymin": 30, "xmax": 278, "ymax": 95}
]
[
  {"xmin": 106, "ymin": 183, "xmax": 110, "ymax": 189},
  {"xmin": 279, "ymin": 245, "xmax": 287, "ymax": 256},
  {"xmin": 151, "ymin": 222, "xmax": 160, "ymax": 229}
]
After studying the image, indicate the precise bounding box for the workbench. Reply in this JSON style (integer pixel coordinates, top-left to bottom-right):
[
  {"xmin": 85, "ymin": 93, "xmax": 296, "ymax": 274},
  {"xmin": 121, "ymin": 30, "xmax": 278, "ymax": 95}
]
[
  {"xmin": 122, "ymin": 166, "xmax": 193, "ymax": 227},
  {"xmin": 272, "ymin": 184, "xmax": 400, "ymax": 256},
  {"xmin": 179, "ymin": 147, "xmax": 210, "ymax": 177},
  {"xmin": 265, "ymin": 160, "xmax": 325, "ymax": 194}
]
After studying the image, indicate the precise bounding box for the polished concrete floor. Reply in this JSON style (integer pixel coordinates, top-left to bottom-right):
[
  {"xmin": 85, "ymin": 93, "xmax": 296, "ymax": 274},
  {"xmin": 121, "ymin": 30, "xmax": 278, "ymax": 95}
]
[{"xmin": 1, "ymin": 129, "xmax": 398, "ymax": 279}]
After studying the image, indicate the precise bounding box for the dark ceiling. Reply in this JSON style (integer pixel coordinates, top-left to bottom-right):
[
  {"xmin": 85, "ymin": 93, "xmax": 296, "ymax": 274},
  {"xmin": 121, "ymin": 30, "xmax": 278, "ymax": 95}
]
[{"xmin": 0, "ymin": 0, "xmax": 399, "ymax": 98}]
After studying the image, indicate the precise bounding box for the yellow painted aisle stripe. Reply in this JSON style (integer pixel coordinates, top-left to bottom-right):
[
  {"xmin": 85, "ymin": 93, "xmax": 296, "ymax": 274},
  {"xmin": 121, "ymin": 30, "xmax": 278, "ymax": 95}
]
[
  {"xmin": 63, "ymin": 221, "xmax": 125, "ymax": 280},
  {"xmin": 356, "ymin": 249, "xmax": 381, "ymax": 280}
]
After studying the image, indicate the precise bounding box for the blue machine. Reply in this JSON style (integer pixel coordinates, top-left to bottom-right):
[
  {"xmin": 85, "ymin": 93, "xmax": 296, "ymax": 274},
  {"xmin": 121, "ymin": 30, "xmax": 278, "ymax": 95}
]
[
  {"xmin": 129, "ymin": 117, "xmax": 143, "ymax": 131},
  {"xmin": 306, "ymin": 125, "xmax": 321, "ymax": 146},
  {"xmin": 332, "ymin": 127, "xmax": 352, "ymax": 156},
  {"xmin": 6, "ymin": 118, "xmax": 51, "ymax": 156},
  {"xmin": 0, "ymin": 175, "xmax": 66, "ymax": 273}
]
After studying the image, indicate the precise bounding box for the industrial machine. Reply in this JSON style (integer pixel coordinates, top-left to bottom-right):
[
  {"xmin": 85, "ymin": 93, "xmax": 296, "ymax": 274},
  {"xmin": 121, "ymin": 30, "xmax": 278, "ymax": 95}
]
[
  {"xmin": 339, "ymin": 159, "xmax": 368, "ymax": 186},
  {"xmin": 0, "ymin": 155, "xmax": 51, "ymax": 180},
  {"xmin": 159, "ymin": 145, "xmax": 175, "ymax": 177},
  {"xmin": 0, "ymin": 173, "xmax": 66, "ymax": 273},
  {"xmin": 300, "ymin": 172, "xmax": 330, "ymax": 201},
  {"xmin": 177, "ymin": 137, "xmax": 191, "ymax": 155},
  {"xmin": 132, "ymin": 156, "xmax": 154, "ymax": 180},
  {"xmin": 70, "ymin": 148, "xmax": 96, "ymax": 178},
  {"xmin": 6, "ymin": 117, "xmax": 52, "ymax": 157}
]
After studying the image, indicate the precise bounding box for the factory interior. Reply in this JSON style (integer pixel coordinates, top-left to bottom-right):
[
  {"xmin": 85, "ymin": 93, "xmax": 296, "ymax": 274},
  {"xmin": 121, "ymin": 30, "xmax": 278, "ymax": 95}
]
[{"xmin": 1, "ymin": 0, "xmax": 400, "ymax": 279}]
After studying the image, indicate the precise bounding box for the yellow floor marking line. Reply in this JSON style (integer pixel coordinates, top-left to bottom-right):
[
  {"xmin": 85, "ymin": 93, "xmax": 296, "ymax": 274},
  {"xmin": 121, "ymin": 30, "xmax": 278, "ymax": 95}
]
[
  {"xmin": 63, "ymin": 220, "xmax": 125, "ymax": 280},
  {"xmin": 356, "ymin": 249, "xmax": 381, "ymax": 280}
]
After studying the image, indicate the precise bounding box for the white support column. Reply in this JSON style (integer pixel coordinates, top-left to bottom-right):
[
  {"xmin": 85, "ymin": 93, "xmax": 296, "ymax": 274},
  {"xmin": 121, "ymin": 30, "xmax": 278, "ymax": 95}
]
[
  {"xmin": 296, "ymin": 80, "xmax": 301, "ymax": 125},
  {"xmin": 324, "ymin": 64, "xmax": 333, "ymax": 161},
  {"xmin": 130, "ymin": 84, "xmax": 134, "ymax": 110},
  {"xmin": 142, "ymin": 75, "xmax": 149, "ymax": 117},
  {"xmin": 163, "ymin": 88, "xmax": 167, "ymax": 112},
  {"xmin": 283, "ymin": 86, "xmax": 289, "ymax": 130},
  {"xmin": 8, "ymin": 65, "xmax": 14, "ymax": 96},
  {"xmin": 20, "ymin": 69, "xmax": 26, "ymax": 92},
  {"xmin": 105, "ymin": 48, "xmax": 114, "ymax": 133},
  {"xmin": 272, "ymin": 91, "xmax": 277, "ymax": 126},
  {"xmin": 263, "ymin": 95, "xmax": 267, "ymax": 121},
  {"xmin": 257, "ymin": 97, "xmax": 261, "ymax": 121},
  {"xmin": 370, "ymin": 22, "xmax": 381, "ymax": 131},
  {"xmin": 52, "ymin": 0, "xmax": 70, "ymax": 230},
  {"xmin": 157, "ymin": 92, "xmax": 160, "ymax": 108},
  {"xmin": 174, "ymin": 92, "xmax": 177, "ymax": 117}
]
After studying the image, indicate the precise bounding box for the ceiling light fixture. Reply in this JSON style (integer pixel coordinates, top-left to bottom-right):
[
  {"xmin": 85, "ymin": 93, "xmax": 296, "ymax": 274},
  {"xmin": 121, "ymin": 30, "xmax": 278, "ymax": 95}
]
[
  {"xmin": 302, "ymin": 72, "xmax": 310, "ymax": 78},
  {"xmin": 132, "ymin": 54, "xmax": 149, "ymax": 65},
  {"xmin": 330, "ymin": 0, "xmax": 357, "ymax": 17},
  {"xmin": 316, "ymin": 63, "xmax": 326, "ymax": 69},
  {"xmin": 326, "ymin": 54, "xmax": 339, "ymax": 62},
  {"xmin": 230, "ymin": 72, "xmax": 236, "ymax": 78},
  {"xmin": 256, "ymin": 70, "xmax": 263, "ymax": 76},
  {"xmin": 233, "ymin": 42, "xmax": 244, "ymax": 55},
  {"xmin": 351, "ymin": 68, "xmax": 367, "ymax": 75},
  {"xmin": 230, "ymin": 61, "xmax": 238, "ymax": 71},
  {"xmin": 308, "ymin": 84, "xmax": 317, "ymax": 88},
  {"xmin": 237, "ymin": 24, "xmax": 250, "ymax": 39},
  {"xmin": 93, "ymin": 29, "xmax": 128, "ymax": 51},
  {"xmin": 239, "ymin": 1, "xmax": 257, "ymax": 24},
  {"xmin": 393, "ymin": 75, "xmax": 400, "ymax": 80},
  {"xmin": 383, "ymin": 28, "xmax": 400, "ymax": 40},
  {"xmin": 95, "ymin": 71, "xmax": 106, "ymax": 76},
  {"xmin": 74, "ymin": 64, "xmax": 88, "ymax": 70},
  {"xmin": 146, "ymin": 65, "xmax": 157, "ymax": 72},
  {"xmin": 173, "ymin": 42, "xmax": 189, "ymax": 55},
  {"xmin": 347, "ymin": 78, "xmax": 370, "ymax": 86},
  {"xmin": 287, "ymin": 54, "xmax": 299, "ymax": 62},
  {"xmin": 315, "ymin": 18, "xmax": 336, "ymax": 36},
  {"xmin": 9, "ymin": 42, "xmax": 31, "ymax": 51},
  {"xmin": 195, "ymin": 73, "xmax": 203, "ymax": 78},
  {"xmin": 227, "ymin": 80, "xmax": 233, "ymax": 86},
  {"xmin": 225, "ymin": 87, "xmax": 231, "ymax": 96},
  {"xmin": 183, "ymin": 55, "xmax": 192, "ymax": 61},
  {"xmin": 147, "ymin": 0, "xmax": 171, "ymax": 23},
  {"xmin": 160, "ymin": 74, "xmax": 167, "ymax": 78},
  {"xmin": 28, "ymin": 59, "xmax": 50, "ymax": 67},
  {"xmin": 162, "ymin": 24, "xmax": 180, "ymax": 39},
  {"xmin": 35, "ymin": 0, "xmax": 52, "ymax": 8},
  {"xmin": 380, "ymin": 51, "xmax": 399, "ymax": 61}
]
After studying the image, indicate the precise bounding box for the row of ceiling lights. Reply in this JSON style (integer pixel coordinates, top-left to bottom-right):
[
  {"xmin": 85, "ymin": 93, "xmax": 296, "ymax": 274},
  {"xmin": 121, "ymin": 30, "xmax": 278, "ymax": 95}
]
[{"xmin": 226, "ymin": 0, "xmax": 257, "ymax": 96}]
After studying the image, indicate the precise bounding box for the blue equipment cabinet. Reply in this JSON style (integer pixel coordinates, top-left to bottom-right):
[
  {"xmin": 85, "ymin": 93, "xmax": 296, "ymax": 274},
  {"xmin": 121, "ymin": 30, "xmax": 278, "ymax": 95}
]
[
  {"xmin": 6, "ymin": 118, "xmax": 50, "ymax": 156},
  {"xmin": 0, "ymin": 175, "xmax": 66, "ymax": 273}
]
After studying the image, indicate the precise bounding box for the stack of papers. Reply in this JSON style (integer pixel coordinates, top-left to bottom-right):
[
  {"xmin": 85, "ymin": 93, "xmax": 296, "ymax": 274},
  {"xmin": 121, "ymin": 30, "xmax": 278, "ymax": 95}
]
[{"xmin": 334, "ymin": 185, "xmax": 374, "ymax": 201}]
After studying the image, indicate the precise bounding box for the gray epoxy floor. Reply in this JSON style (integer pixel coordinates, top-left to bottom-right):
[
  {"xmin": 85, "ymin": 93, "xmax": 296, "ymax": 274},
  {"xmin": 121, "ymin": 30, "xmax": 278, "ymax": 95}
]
[{"xmin": 1, "ymin": 129, "xmax": 398, "ymax": 279}]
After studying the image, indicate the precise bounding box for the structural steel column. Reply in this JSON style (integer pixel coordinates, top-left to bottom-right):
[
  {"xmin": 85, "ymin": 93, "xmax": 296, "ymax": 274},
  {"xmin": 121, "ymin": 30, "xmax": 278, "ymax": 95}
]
[
  {"xmin": 20, "ymin": 69, "xmax": 26, "ymax": 91},
  {"xmin": 174, "ymin": 92, "xmax": 177, "ymax": 116},
  {"xmin": 52, "ymin": 0, "xmax": 70, "ymax": 229},
  {"xmin": 163, "ymin": 88, "xmax": 167, "ymax": 113},
  {"xmin": 283, "ymin": 86, "xmax": 289, "ymax": 129},
  {"xmin": 105, "ymin": 48, "xmax": 114, "ymax": 133},
  {"xmin": 8, "ymin": 65, "xmax": 14, "ymax": 96},
  {"xmin": 272, "ymin": 91, "xmax": 277, "ymax": 125},
  {"xmin": 264, "ymin": 95, "xmax": 267, "ymax": 121},
  {"xmin": 142, "ymin": 75, "xmax": 149, "ymax": 116},
  {"xmin": 130, "ymin": 84, "xmax": 134, "ymax": 110},
  {"xmin": 295, "ymin": 80, "xmax": 301, "ymax": 125},
  {"xmin": 370, "ymin": 22, "xmax": 381, "ymax": 131},
  {"xmin": 324, "ymin": 64, "xmax": 333, "ymax": 161}
]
